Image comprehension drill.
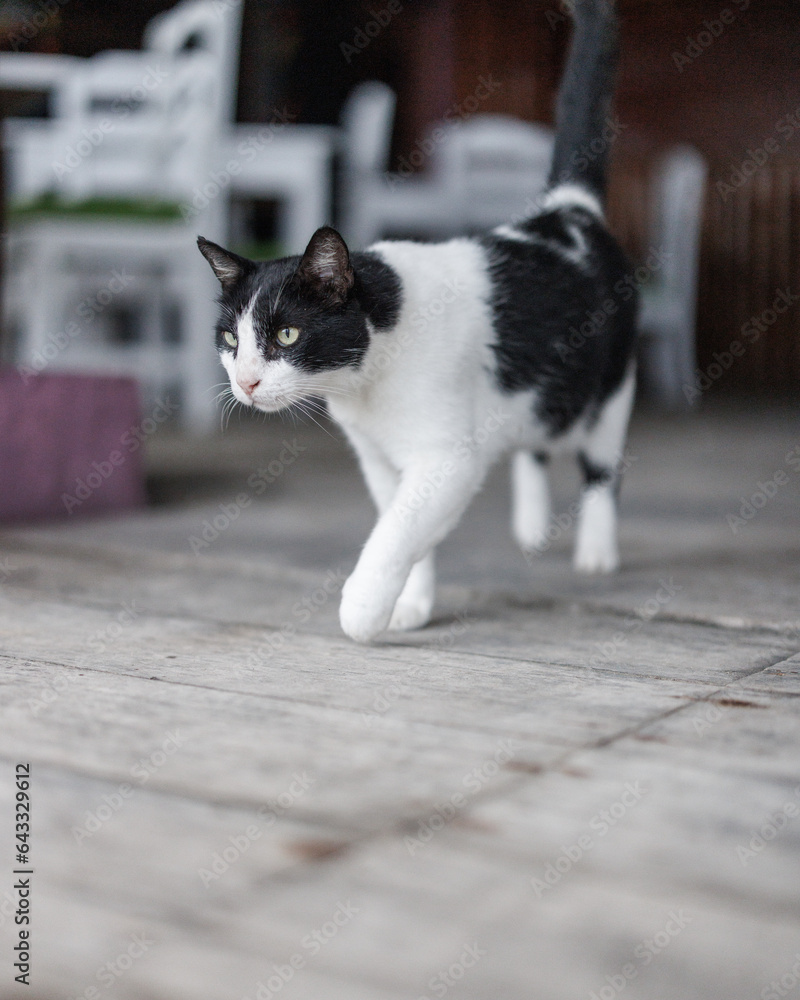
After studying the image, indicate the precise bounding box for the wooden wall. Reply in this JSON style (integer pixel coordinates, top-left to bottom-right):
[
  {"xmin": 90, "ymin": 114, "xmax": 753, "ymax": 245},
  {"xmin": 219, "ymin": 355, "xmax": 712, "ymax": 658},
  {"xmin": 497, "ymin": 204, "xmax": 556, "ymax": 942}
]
[{"xmin": 611, "ymin": 0, "xmax": 800, "ymax": 396}]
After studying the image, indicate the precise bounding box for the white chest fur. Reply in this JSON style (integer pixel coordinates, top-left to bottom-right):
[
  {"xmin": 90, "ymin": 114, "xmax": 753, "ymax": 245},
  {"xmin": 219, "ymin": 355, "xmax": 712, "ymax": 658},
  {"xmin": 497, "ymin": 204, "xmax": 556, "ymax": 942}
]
[{"xmin": 326, "ymin": 238, "xmax": 539, "ymax": 472}]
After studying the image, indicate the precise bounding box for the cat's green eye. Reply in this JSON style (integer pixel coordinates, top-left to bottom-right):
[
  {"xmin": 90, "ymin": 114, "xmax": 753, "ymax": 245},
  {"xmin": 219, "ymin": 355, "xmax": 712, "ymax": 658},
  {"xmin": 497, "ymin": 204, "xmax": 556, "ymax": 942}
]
[
  {"xmin": 223, "ymin": 330, "xmax": 237, "ymax": 348},
  {"xmin": 277, "ymin": 326, "xmax": 300, "ymax": 347}
]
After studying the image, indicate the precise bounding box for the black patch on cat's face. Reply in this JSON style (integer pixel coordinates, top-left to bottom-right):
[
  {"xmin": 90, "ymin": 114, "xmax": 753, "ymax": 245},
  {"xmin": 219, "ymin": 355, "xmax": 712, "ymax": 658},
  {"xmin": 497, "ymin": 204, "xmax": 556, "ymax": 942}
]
[{"xmin": 198, "ymin": 228, "xmax": 402, "ymax": 374}]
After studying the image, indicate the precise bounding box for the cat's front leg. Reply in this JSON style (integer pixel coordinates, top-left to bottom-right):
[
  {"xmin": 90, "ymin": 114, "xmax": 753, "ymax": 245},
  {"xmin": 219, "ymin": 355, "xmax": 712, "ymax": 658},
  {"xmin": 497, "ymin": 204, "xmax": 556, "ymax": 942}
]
[
  {"xmin": 388, "ymin": 552, "xmax": 435, "ymax": 632},
  {"xmin": 346, "ymin": 430, "xmax": 436, "ymax": 633},
  {"xmin": 344, "ymin": 428, "xmax": 427, "ymax": 629},
  {"xmin": 340, "ymin": 456, "xmax": 485, "ymax": 642}
]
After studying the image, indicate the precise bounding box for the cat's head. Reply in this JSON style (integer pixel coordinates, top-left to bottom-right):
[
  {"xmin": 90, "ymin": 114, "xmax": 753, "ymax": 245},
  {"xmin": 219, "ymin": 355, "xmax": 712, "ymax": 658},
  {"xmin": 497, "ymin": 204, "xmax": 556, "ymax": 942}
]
[{"xmin": 198, "ymin": 226, "xmax": 393, "ymax": 413}]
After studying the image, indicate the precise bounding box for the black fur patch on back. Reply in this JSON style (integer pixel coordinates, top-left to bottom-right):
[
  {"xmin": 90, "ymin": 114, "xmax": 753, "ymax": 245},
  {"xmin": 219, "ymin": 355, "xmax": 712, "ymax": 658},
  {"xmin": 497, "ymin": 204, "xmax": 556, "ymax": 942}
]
[{"xmin": 483, "ymin": 206, "xmax": 637, "ymax": 437}]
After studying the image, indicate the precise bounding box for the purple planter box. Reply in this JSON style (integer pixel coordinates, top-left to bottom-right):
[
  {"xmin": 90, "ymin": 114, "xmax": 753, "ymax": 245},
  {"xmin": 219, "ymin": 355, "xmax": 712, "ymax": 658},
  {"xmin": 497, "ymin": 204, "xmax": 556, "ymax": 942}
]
[{"xmin": 0, "ymin": 369, "xmax": 147, "ymax": 523}]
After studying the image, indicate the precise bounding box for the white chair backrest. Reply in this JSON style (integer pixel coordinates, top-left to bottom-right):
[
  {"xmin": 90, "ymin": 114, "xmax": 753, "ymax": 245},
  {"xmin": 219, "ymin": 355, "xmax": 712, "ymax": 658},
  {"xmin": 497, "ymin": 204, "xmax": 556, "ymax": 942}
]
[
  {"xmin": 2, "ymin": 0, "xmax": 243, "ymax": 205},
  {"xmin": 55, "ymin": 48, "xmax": 220, "ymax": 202},
  {"xmin": 155, "ymin": 53, "xmax": 221, "ymax": 198},
  {"xmin": 651, "ymin": 145, "xmax": 707, "ymax": 301},
  {"xmin": 429, "ymin": 115, "xmax": 553, "ymax": 225},
  {"xmin": 143, "ymin": 0, "xmax": 242, "ymax": 125},
  {"xmin": 434, "ymin": 115, "xmax": 553, "ymax": 189},
  {"xmin": 57, "ymin": 50, "xmax": 164, "ymax": 124},
  {"xmin": 340, "ymin": 80, "xmax": 396, "ymax": 174}
]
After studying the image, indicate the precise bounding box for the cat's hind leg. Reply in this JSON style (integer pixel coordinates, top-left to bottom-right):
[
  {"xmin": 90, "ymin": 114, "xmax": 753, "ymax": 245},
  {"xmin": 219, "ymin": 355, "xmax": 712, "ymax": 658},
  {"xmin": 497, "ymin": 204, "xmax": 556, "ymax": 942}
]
[
  {"xmin": 511, "ymin": 450, "xmax": 551, "ymax": 554},
  {"xmin": 574, "ymin": 454, "xmax": 619, "ymax": 574},
  {"xmin": 573, "ymin": 367, "xmax": 636, "ymax": 574}
]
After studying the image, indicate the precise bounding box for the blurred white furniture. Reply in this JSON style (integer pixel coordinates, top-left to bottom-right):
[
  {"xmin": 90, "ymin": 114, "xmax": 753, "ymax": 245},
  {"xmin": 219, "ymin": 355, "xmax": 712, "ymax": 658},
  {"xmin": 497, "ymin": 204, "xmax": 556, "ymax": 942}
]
[
  {"xmin": 3, "ymin": 0, "xmax": 242, "ymax": 205},
  {"xmin": 339, "ymin": 80, "xmax": 553, "ymax": 247},
  {"xmin": 2, "ymin": 1, "xmax": 243, "ymax": 428},
  {"xmin": 6, "ymin": 220, "xmax": 215, "ymax": 411},
  {"xmin": 638, "ymin": 145, "xmax": 708, "ymax": 408},
  {"xmin": 0, "ymin": 52, "xmax": 81, "ymax": 104},
  {"xmin": 147, "ymin": 1, "xmax": 337, "ymax": 255},
  {"xmin": 144, "ymin": 0, "xmax": 241, "ymax": 125},
  {"xmin": 0, "ymin": 54, "xmax": 82, "ymax": 202},
  {"xmin": 2, "ymin": 6, "xmax": 236, "ymax": 428},
  {"xmin": 2, "ymin": 1, "xmax": 337, "ymax": 428},
  {"xmin": 145, "ymin": 0, "xmax": 341, "ymax": 250},
  {"xmin": 226, "ymin": 124, "xmax": 337, "ymax": 254},
  {"xmin": 145, "ymin": 0, "xmax": 336, "ymax": 255},
  {"xmin": 437, "ymin": 114, "xmax": 554, "ymax": 231},
  {"xmin": 339, "ymin": 81, "xmax": 454, "ymax": 246}
]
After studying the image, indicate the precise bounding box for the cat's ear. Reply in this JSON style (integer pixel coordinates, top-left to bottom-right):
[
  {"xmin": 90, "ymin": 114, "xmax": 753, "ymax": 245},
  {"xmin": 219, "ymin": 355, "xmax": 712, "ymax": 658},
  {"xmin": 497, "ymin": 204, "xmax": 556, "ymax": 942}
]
[
  {"xmin": 197, "ymin": 237, "xmax": 253, "ymax": 289},
  {"xmin": 294, "ymin": 227, "xmax": 354, "ymax": 305}
]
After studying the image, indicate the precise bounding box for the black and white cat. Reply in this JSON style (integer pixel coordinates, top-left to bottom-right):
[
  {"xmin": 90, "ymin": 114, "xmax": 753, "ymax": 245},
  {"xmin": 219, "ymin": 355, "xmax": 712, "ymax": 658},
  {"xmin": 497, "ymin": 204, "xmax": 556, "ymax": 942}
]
[{"xmin": 198, "ymin": 0, "xmax": 637, "ymax": 643}]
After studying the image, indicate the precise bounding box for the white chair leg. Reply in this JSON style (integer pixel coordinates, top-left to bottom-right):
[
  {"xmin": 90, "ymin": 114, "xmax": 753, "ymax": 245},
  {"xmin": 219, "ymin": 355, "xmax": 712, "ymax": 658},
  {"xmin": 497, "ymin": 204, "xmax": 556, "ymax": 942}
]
[{"xmin": 19, "ymin": 236, "xmax": 62, "ymax": 374}]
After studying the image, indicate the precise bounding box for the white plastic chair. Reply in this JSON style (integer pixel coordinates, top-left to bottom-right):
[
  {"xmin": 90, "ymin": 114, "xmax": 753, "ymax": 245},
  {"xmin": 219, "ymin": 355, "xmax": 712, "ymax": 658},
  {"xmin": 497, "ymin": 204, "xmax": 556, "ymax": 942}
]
[
  {"xmin": 339, "ymin": 82, "xmax": 554, "ymax": 247},
  {"xmin": 339, "ymin": 81, "xmax": 455, "ymax": 247},
  {"xmin": 4, "ymin": 0, "xmax": 242, "ymax": 204},
  {"xmin": 638, "ymin": 145, "xmax": 708, "ymax": 408},
  {"xmin": 144, "ymin": 0, "xmax": 241, "ymax": 125},
  {"xmin": 2, "ymin": 1, "xmax": 242, "ymax": 429},
  {"xmin": 434, "ymin": 114, "xmax": 554, "ymax": 231},
  {"xmin": 146, "ymin": 0, "xmax": 337, "ymax": 255}
]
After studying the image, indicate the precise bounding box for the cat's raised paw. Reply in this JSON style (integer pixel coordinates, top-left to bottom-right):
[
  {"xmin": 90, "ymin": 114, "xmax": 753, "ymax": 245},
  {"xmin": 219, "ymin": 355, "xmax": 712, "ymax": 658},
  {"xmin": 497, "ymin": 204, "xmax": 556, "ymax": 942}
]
[{"xmin": 388, "ymin": 597, "xmax": 432, "ymax": 632}]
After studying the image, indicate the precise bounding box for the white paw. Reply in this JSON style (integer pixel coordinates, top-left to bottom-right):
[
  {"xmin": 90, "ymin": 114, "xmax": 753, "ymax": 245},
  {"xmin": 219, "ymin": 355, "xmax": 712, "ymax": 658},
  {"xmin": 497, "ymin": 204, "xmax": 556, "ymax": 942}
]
[
  {"xmin": 511, "ymin": 451, "xmax": 550, "ymax": 554},
  {"xmin": 574, "ymin": 487, "xmax": 618, "ymax": 574},
  {"xmin": 339, "ymin": 572, "xmax": 396, "ymax": 643},
  {"xmin": 513, "ymin": 524, "xmax": 550, "ymax": 555},
  {"xmin": 388, "ymin": 595, "xmax": 433, "ymax": 632},
  {"xmin": 574, "ymin": 538, "xmax": 619, "ymax": 574}
]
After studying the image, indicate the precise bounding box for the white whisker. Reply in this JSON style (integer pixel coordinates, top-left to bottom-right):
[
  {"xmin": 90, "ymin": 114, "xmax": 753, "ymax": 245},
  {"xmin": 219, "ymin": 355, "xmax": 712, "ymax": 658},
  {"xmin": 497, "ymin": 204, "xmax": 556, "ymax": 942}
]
[
  {"xmin": 271, "ymin": 273, "xmax": 291, "ymax": 319},
  {"xmin": 294, "ymin": 400, "xmax": 337, "ymax": 439}
]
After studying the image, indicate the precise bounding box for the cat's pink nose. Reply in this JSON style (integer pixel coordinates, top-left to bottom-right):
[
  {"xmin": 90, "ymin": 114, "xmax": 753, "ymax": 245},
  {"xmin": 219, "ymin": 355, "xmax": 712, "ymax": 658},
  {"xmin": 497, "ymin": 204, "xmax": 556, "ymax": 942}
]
[{"xmin": 237, "ymin": 374, "xmax": 260, "ymax": 395}]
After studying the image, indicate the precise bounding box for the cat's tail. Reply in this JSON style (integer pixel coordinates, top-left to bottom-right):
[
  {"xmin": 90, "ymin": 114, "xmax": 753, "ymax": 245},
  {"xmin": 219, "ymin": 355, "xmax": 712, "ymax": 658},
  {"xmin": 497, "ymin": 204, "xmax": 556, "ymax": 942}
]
[{"xmin": 547, "ymin": 0, "xmax": 619, "ymax": 203}]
